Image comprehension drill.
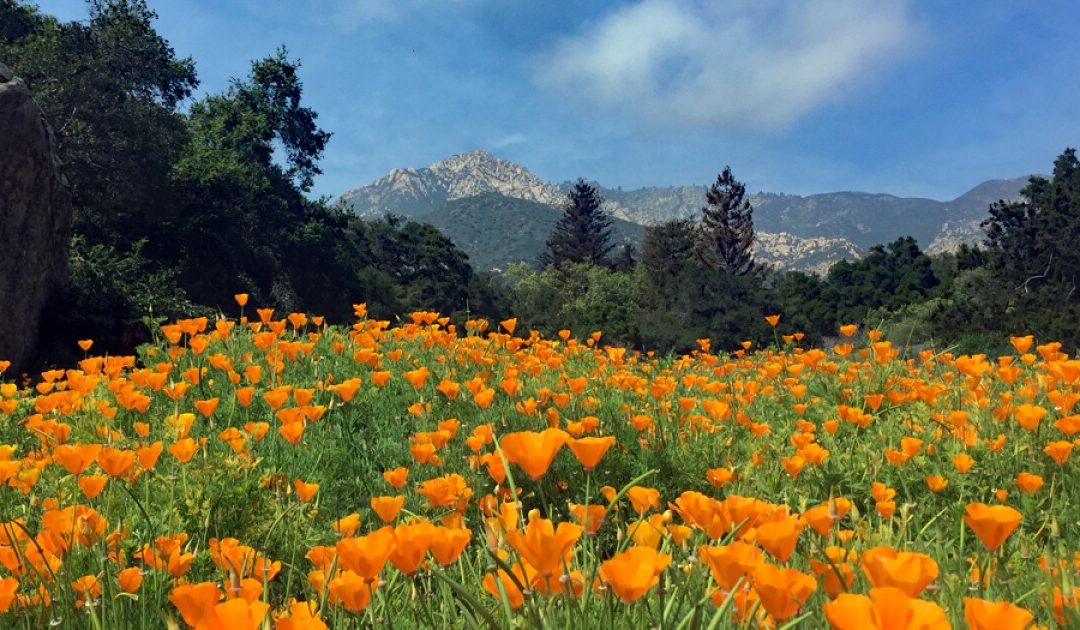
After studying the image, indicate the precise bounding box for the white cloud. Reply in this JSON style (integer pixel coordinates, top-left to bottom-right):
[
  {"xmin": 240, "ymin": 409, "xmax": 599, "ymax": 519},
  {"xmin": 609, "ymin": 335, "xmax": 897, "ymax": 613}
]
[
  {"xmin": 535, "ymin": 0, "xmax": 917, "ymax": 130},
  {"xmin": 491, "ymin": 133, "xmax": 528, "ymax": 149}
]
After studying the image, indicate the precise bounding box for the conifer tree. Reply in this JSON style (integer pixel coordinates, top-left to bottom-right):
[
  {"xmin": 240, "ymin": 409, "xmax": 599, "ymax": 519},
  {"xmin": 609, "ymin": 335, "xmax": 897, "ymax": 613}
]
[
  {"xmin": 540, "ymin": 180, "xmax": 613, "ymax": 268},
  {"xmin": 698, "ymin": 167, "xmax": 760, "ymax": 278}
]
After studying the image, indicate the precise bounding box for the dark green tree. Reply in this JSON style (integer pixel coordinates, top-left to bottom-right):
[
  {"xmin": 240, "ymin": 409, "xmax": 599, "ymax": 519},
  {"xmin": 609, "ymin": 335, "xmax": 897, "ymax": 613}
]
[
  {"xmin": 984, "ymin": 149, "xmax": 1080, "ymax": 295},
  {"xmin": 166, "ymin": 49, "xmax": 334, "ymax": 310},
  {"xmin": 1, "ymin": 0, "xmax": 198, "ymax": 246},
  {"xmin": 698, "ymin": 167, "xmax": 761, "ymax": 278},
  {"xmin": 978, "ymin": 148, "xmax": 1080, "ymax": 347},
  {"xmin": 540, "ymin": 180, "xmax": 613, "ymax": 268}
]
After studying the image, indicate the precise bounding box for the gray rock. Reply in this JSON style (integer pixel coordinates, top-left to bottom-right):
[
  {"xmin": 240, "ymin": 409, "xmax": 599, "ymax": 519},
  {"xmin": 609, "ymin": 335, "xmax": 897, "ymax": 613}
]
[{"xmin": 0, "ymin": 63, "xmax": 72, "ymax": 373}]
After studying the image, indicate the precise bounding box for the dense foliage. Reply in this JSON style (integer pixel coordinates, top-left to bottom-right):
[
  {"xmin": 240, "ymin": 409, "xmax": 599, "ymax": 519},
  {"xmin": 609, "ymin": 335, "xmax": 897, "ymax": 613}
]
[{"xmin": 1, "ymin": 0, "xmax": 496, "ymax": 366}]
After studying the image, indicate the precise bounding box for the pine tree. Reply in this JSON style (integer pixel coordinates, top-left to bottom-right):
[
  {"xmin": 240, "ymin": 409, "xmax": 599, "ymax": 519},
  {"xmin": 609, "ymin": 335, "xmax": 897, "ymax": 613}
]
[
  {"xmin": 698, "ymin": 167, "xmax": 760, "ymax": 277},
  {"xmin": 540, "ymin": 180, "xmax": 614, "ymax": 268}
]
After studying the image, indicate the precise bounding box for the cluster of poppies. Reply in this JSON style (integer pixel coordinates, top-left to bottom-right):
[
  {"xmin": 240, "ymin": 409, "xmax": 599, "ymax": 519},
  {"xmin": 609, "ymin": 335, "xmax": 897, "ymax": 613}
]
[{"xmin": 0, "ymin": 300, "xmax": 1077, "ymax": 628}]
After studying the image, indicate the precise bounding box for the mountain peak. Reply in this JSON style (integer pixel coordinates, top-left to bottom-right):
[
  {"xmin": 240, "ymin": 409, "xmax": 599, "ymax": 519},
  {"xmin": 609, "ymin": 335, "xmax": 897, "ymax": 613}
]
[
  {"xmin": 343, "ymin": 150, "xmax": 564, "ymax": 217},
  {"xmin": 434, "ymin": 148, "xmax": 495, "ymax": 164}
]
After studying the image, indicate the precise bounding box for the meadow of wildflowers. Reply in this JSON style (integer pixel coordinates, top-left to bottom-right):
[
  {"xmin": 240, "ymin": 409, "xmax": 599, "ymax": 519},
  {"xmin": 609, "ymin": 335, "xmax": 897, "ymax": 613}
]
[{"xmin": 0, "ymin": 297, "xmax": 1077, "ymax": 628}]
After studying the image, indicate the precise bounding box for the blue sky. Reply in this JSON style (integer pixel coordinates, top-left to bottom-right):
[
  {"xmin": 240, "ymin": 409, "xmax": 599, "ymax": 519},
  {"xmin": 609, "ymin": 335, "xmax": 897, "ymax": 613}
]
[{"xmin": 36, "ymin": 0, "xmax": 1080, "ymax": 200}]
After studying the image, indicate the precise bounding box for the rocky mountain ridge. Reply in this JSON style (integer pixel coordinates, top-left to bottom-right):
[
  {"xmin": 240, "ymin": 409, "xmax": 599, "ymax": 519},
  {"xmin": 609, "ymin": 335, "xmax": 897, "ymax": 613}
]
[
  {"xmin": 339, "ymin": 149, "xmax": 1031, "ymax": 273},
  {"xmin": 341, "ymin": 150, "xmax": 564, "ymax": 218}
]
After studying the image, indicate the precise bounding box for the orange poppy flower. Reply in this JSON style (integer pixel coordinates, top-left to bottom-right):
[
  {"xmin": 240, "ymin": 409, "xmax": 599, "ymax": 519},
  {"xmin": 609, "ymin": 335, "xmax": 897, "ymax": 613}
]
[
  {"xmin": 598, "ymin": 546, "xmax": 670, "ymax": 602},
  {"xmin": 629, "ymin": 414, "xmax": 654, "ymax": 432},
  {"xmin": 275, "ymin": 601, "xmax": 326, "ymax": 630},
  {"xmin": 627, "ymin": 515, "xmax": 667, "ymax": 548},
  {"xmin": 504, "ymin": 513, "xmax": 582, "ymax": 580},
  {"xmin": 1015, "ymin": 404, "xmax": 1047, "ymax": 430},
  {"xmin": 698, "ymin": 541, "xmax": 763, "ymax": 590},
  {"xmin": 97, "ymin": 447, "xmax": 136, "ymax": 478},
  {"xmin": 418, "ymin": 474, "xmax": 473, "ymax": 510},
  {"xmin": 71, "ymin": 574, "xmax": 102, "ymax": 607},
  {"xmin": 756, "ymin": 511, "xmax": 805, "ymax": 562},
  {"xmin": 278, "ymin": 422, "xmax": 305, "ymax": 445},
  {"xmin": 329, "ymin": 570, "xmax": 377, "ymax": 612},
  {"xmin": 333, "ymin": 513, "xmax": 361, "ymax": 538},
  {"xmin": 706, "ymin": 467, "xmax": 734, "ymax": 489},
  {"xmin": 138, "ymin": 442, "xmax": 163, "ymax": 470},
  {"xmin": 383, "ymin": 467, "xmax": 409, "ymax": 489},
  {"xmin": 752, "ymin": 562, "xmax": 817, "ymax": 621},
  {"xmin": 371, "ymin": 496, "xmax": 405, "ymax": 523},
  {"xmin": 963, "ymin": 597, "xmax": 1033, "ymax": 630},
  {"xmin": 194, "ymin": 397, "xmax": 219, "ymax": 417},
  {"xmin": 568, "ymin": 503, "xmax": 606, "ymax": 535},
  {"xmin": 429, "ymin": 526, "xmax": 472, "ymax": 567},
  {"xmin": 482, "ymin": 554, "xmax": 529, "ymax": 609},
  {"xmin": 782, "ymin": 455, "xmax": 806, "ymax": 478},
  {"xmin": 294, "ymin": 480, "xmax": 319, "ymax": 503},
  {"xmin": 54, "ymin": 444, "xmax": 102, "ymax": 475},
  {"xmin": 626, "ymin": 486, "xmax": 661, "ymax": 515},
  {"xmin": 860, "ymin": 547, "xmax": 938, "ymax": 596},
  {"xmin": 168, "ymin": 438, "xmax": 199, "ymax": 463},
  {"xmin": 875, "ymin": 501, "xmax": 896, "ymax": 519},
  {"xmin": 809, "ymin": 547, "xmax": 857, "ymax": 599},
  {"xmin": 1044, "ymin": 440, "xmax": 1073, "ymax": 464},
  {"xmin": 402, "ymin": 367, "xmax": 430, "ymax": 389},
  {"xmin": 473, "ymin": 387, "xmax": 495, "ymax": 409},
  {"xmin": 1015, "ymin": 472, "xmax": 1044, "ymax": 493},
  {"xmin": 168, "ymin": 548, "xmax": 194, "ymax": 577},
  {"xmin": 336, "ymin": 526, "xmax": 397, "ymax": 581},
  {"xmin": 765, "ymin": 315, "xmax": 781, "ymax": 327},
  {"xmin": 823, "ymin": 587, "xmax": 949, "ymax": 629},
  {"xmin": 925, "ymin": 475, "xmax": 948, "ymax": 493},
  {"xmin": 499, "ymin": 429, "xmax": 569, "ymax": 480},
  {"xmin": 117, "ymin": 567, "xmax": 143, "ymax": 594},
  {"xmin": 78, "ymin": 474, "xmax": 107, "ymax": 499},
  {"xmin": 170, "ymin": 581, "xmax": 222, "ymax": 628},
  {"xmin": 963, "ymin": 503, "xmax": 1022, "ymax": 551},
  {"xmin": 198, "ymin": 598, "xmax": 270, "ymax": 630},
  {"xmin": 388, "ymin": 521, "xmax": 437, "ymax": 574},
  {"xmin": 953, "ymin": 453, "xmax": 975, "ymax": 473},
  {"xmin": 566, "ymin": 436, "xmax": 615, "ymax": 471}
]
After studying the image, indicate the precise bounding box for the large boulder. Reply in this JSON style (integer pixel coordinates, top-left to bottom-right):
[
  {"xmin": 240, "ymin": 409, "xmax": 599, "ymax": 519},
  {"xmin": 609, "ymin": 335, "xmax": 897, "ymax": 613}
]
[{"xmin": 0, "ymin": 63, "xmax": 72, "ymax": 373}]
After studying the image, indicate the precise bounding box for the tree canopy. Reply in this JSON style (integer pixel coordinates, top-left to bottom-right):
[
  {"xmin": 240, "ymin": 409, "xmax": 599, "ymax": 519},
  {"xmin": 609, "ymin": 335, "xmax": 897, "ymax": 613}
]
[
  {"xmin": 698, "ymin": 167, "xmax": 761, "ymax": 278},
  {"xmin": 541, "ymin": 180, "xmax": 614, "ymax": 268}
]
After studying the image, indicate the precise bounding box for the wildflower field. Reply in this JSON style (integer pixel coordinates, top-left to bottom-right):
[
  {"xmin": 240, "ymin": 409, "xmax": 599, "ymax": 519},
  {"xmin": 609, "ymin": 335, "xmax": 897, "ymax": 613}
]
[{"xmin": 0, "ymin": 299, "xmax": 1078, "ymax": 629}]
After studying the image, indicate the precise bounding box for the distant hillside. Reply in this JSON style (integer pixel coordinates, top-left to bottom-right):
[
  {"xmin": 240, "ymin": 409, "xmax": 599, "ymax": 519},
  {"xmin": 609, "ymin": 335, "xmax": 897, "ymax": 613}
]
[
  {"xmin": 416, "ymin": 192, "xmax": 643, "ymax": 271},
  {"xmin": 578, "ymin": 177, "xmax": 1031, "ymax": 251},
  {"xmin": 419, "ymin": 193, "xmax": 862, "ymax": 274},
  {"xmin": 341, "ymin": 150, "xmax": 1033, "ymax": 272}
]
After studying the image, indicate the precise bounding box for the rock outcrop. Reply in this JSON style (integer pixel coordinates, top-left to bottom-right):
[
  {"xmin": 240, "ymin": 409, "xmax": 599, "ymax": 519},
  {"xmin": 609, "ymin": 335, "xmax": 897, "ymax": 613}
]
[
  {"xmin": 0, "ymin": 63, "xmax": 72, "ymax": 372},
  {"xmin": 341, "ymin": 150, "xmax": 563, "ymax": 218}
]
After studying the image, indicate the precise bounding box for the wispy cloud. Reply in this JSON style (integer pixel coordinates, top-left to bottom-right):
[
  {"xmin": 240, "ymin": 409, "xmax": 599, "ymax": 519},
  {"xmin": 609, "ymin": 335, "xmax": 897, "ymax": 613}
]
[
  {"xmin": 535, "ymin": 0, "xmax": 918, "ymax": 131},
  {"xmin": 490, "ymin": 133, "xmax": 527, "ymax": 149}
]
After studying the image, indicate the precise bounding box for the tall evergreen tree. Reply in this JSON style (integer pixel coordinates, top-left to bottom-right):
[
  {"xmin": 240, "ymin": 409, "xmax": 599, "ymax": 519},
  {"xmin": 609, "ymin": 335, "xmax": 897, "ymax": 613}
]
[
  {"xmin": 697, "ymin": 167, "xmax": 760, "ymax": 278},
  {"xmin": 977, "ymin": 148, "xmax": 1080, "ymax": 346},
  {"xmin": 540, "ymin": 180, "xmax": 613, "ymax": 268}
]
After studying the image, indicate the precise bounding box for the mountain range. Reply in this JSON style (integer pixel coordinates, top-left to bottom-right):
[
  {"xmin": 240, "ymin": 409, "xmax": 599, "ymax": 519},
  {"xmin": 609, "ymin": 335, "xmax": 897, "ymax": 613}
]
[{"xmin": 339, "ymin": 150, "xmax": 1030, "ymax": 274}]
